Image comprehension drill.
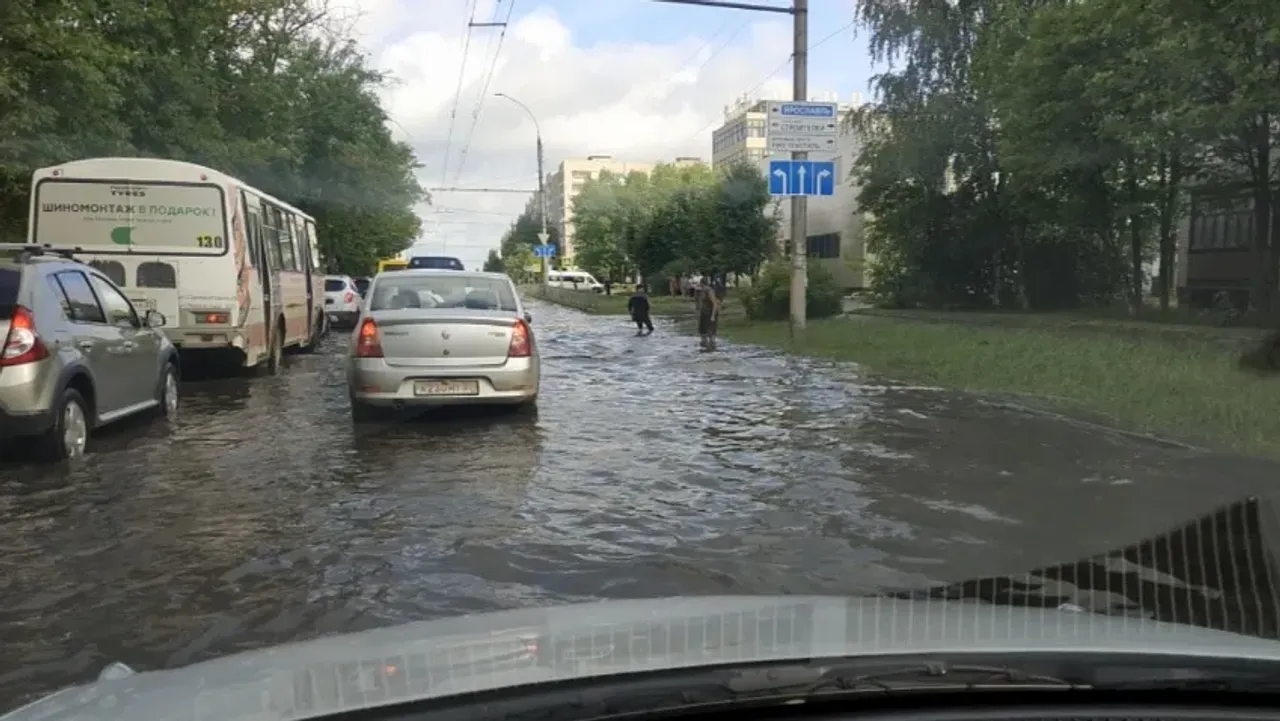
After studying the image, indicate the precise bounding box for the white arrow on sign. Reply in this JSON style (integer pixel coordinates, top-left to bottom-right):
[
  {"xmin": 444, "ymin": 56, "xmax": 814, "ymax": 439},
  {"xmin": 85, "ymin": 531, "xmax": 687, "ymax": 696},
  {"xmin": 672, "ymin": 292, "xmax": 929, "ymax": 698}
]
[
  {"xmin": 796, "ymin": 164, "xmax": 807, "ymax": 194},
  {"xmin": 772, "ymin": 168, "xmax": 788, "ymax": 195},
  {"xmin": 817, "ymin": 168, "xmax": 831, "ymax": 192},
  {"xmin": 537, "ymin": 232, "xmax": 549, "ymax": 243}
]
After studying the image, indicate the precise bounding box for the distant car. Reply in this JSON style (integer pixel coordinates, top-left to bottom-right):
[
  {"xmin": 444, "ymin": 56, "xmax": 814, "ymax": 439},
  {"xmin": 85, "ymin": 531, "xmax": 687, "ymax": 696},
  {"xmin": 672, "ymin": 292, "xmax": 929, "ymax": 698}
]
[
  {"xmin": 547, "ymin": 270, "xmax": 605, "ymax": 293},
  {"xmin": 407, "ymin": 256, "xmax": 465, "ymax": 271},
  {"xmin": 345, "ymin": 270, "xmax": 538, "ymax": 421},
  {"xmin": 323, "ymin": 275, "xmax": 361, "ymax": 328},
  {"xmin": 0, "ymin": 244, "xmax": 180, "ymax": 460}
]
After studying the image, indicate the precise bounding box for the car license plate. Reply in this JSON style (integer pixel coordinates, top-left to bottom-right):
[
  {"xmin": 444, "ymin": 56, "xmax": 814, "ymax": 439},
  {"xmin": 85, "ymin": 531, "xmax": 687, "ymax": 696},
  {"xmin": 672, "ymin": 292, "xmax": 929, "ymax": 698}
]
[
  {"xmin": 130, "ymin": 297, "xmax": 157, "ymax": 312},
  {"xmin": 414, "ymin": 380, "xmax": 479, "ymax": 396}
]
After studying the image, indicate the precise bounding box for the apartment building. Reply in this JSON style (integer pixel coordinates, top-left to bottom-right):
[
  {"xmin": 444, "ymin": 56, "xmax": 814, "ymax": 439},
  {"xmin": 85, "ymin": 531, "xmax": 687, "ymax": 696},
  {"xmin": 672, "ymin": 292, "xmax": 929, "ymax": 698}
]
[
  {"xmin": 545, "ymin": 155, "xmax": 703, "ymax": 262},
  {"xmin": 711, "ymin": 93, "xmax": 870, "ymax": 289},
  {"xmin": 711, "ymin": 97, "xmax": 769, "ymax": 167}
]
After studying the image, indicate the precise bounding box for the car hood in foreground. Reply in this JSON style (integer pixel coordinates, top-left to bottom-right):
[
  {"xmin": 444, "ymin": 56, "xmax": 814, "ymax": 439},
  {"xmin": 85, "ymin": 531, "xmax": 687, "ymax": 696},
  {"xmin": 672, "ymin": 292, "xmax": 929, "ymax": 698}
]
[{"xmin": 6, "ymin": 595, "xmax": 1280, "ymax": 721}]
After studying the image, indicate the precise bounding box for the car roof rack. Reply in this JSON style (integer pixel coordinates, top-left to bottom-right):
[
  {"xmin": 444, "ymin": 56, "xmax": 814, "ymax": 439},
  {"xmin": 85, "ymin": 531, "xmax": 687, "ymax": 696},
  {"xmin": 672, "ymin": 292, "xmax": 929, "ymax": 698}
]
[{"xmin": 0, "ymin": 243, "xmax": 84, "ymax": 262}]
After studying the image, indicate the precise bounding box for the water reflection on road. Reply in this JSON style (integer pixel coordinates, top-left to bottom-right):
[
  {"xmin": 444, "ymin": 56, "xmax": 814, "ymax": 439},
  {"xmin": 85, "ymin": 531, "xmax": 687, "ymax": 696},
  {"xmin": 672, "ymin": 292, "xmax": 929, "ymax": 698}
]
[{"xmin": 1, "ymin": 299, "xmax": 1278, "ymax": 707}]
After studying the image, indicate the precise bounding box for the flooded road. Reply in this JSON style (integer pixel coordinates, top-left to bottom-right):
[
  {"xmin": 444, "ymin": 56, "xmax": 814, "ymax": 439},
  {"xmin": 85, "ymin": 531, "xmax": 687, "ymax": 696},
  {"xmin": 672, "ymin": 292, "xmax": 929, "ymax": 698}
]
[{"xmin": 2, "ymin": 299, "xmax": 1278, "ymax": 707}]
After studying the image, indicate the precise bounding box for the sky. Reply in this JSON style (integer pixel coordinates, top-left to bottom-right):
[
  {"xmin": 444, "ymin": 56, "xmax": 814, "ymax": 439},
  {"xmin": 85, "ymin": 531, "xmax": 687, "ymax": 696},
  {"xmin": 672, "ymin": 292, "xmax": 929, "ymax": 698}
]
[{"xmin": 335, "ymin": 0, "xmax": 880, "ymax": 270}]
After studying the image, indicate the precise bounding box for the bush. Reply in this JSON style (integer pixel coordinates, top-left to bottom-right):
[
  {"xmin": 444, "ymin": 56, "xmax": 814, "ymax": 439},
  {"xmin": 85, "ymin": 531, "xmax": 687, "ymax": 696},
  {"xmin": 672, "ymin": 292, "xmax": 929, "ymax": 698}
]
[{"xmin": 740, "ymin": 261, "xmax": 843, "ymax": 321}]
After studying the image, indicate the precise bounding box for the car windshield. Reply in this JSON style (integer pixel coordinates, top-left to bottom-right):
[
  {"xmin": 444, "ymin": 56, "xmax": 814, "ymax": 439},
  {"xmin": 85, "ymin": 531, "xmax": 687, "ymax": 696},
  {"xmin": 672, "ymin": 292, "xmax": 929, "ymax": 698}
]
[
  {"xmin": 370, "ymin": 274, "xmax": 517, "ymax": 312},
  {"xmin": 323, "ymin": 279, "xmax": 346, "ymax": 292}
]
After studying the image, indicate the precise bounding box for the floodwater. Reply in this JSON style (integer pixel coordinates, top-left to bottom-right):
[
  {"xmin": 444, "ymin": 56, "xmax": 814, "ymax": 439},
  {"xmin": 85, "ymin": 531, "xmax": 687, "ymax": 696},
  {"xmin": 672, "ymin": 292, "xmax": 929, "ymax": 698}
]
[{"xmin": 1, "ymin": 299, "xmax": 1277, "ymax": 709}]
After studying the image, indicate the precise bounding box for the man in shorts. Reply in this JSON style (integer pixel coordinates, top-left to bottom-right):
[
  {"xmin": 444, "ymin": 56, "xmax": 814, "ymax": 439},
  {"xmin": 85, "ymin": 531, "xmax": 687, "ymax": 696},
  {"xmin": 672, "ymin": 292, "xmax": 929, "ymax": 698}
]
[{"xmin": 696, "ymin": 279, "xmax": 721, "ymax": 351}]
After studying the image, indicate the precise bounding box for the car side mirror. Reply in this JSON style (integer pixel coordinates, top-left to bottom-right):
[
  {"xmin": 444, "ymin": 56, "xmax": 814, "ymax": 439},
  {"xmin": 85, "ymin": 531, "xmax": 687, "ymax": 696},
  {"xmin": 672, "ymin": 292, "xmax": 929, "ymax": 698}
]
[
  {"xmin": 144, "ymin": 309, "xmax": 167, "ymax": 328},
  {"xmin": 523, "ymin": 312, "xmax": 533, "ymax": 325}
]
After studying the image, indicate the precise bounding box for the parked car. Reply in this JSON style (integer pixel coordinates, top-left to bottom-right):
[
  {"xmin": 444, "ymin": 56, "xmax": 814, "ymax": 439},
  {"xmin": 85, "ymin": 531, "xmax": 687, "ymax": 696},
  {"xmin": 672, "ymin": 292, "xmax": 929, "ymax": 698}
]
[
  {"xmin": 407, "ymin": 256, "xmax": 465, "ymax": 271},
  {"xmin": 324, "ymin": 275, "xmax": 361, "ymax": 329},
  {"xmin": 0, "ymin": 244, "xmax": 180, "ymax": 460},
  {"xmin": 345, "ymin": 270, "xmax": 538, "ymax": 421}
]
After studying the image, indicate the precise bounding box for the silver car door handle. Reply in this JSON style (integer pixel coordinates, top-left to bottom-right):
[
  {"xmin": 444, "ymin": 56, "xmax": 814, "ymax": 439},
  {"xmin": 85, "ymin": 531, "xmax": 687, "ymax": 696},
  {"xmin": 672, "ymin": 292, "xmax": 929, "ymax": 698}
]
[
  {"xmin": 121, "ymin": 341, "xmax": 135, "ymax": 350},
  {"xmin": 77, "ymin": 340, "xmax": 94, "ymax": 351}
]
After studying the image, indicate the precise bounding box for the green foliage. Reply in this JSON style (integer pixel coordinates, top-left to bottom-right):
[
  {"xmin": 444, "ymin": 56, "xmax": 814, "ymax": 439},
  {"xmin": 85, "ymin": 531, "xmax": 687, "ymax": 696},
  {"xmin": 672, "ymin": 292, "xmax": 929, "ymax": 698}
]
[
  {"xmin": 0, "ymin": 0, "xmax": 424, "ymax": 272},
  {"xmin": 567, "ymin": 161, "xmax": 777, "ymax": 282},
  {"xmin": 851, "ymin": 0, "xmax": 1280, "ymax": 314},
  {"xmin": 739, "ymin": 261, "xmax": 843, "ymax": 322},
  {"xmin": 501, "ymin": 208, "xmax": 560, "ymax": 259},
  {"xmin": 495, "ymin": 207, "xmax": 554, "ymax": 283},
  {"xmin": 483, "ymin": 249, "xmax": 505, "ymax": 273}
]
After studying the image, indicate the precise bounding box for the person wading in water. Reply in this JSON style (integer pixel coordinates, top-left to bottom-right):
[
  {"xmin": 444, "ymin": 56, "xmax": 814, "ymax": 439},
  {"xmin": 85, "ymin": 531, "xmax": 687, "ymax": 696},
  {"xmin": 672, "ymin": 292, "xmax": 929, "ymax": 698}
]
[
  {"xmin": 696, "ymin": 278, "xmax": 721, "ymax": 351},
  {"xmin": 628, "ymin": 283, "xmax": 654, "ymax": 336}
]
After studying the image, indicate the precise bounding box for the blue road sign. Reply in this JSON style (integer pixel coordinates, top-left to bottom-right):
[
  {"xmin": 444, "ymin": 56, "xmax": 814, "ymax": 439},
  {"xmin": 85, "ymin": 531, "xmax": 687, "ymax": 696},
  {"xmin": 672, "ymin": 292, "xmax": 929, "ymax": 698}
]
[
  {"xmin": 533, "ymin": 243, "xmax": 557, "ymax": 258},
  {"xmin": 776, "ymin": 102, "xmax": 837, "ymax": 118},
  {"xmin": 768, "ymin": 159, "xmax": 837, "ymax": 197}
]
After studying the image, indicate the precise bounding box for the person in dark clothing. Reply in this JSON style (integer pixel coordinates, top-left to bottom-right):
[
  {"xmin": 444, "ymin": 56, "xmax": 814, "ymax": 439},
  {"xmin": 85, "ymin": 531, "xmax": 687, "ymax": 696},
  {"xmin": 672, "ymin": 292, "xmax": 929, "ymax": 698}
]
[{"xmin": 628, "ymin": 284, "xmax": 654, "ymax": 335}]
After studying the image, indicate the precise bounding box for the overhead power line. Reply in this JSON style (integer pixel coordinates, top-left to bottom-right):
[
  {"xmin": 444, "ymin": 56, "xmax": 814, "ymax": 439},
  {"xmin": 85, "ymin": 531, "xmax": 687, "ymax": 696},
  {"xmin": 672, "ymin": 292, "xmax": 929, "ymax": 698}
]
[
  {"xmin": 451, "ymin": 0, "xmax": 519, "ymax": 186},
  {"xmin": 439, "ymin": 0, "xmax": 479, "ymax": 186}
]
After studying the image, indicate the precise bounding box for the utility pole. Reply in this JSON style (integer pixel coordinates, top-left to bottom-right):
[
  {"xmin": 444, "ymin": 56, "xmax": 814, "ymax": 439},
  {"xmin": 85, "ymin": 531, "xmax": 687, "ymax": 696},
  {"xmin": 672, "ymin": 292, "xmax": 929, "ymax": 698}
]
[
  {"xmin": 536, "ymin": 134, "xmax": 549, "ymax": 284},
  {"xmin": 496, "ymin": 92, "xmax": 551, "ymax": 286},
  {"xmin": 651, "ymin": 0, "xmax": 809, "ymax": 335},
  {"xmin": 789, "ymin": 0, "xmax": 808, "ymax": 335}
]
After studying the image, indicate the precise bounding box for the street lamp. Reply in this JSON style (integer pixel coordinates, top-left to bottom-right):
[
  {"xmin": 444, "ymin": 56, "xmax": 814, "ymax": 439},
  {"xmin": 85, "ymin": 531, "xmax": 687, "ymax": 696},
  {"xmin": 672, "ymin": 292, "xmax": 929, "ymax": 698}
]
[{"xmin": 495, "ymin": 92, "xmax": 550, "ymax": 286}]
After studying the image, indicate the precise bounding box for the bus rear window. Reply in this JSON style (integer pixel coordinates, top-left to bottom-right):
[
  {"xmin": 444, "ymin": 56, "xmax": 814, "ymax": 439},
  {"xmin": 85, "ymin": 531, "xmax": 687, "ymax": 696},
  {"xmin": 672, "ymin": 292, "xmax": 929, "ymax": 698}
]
[{"xmin": 0, "ymin": 268, "xmax": 20, "ymax": 318}]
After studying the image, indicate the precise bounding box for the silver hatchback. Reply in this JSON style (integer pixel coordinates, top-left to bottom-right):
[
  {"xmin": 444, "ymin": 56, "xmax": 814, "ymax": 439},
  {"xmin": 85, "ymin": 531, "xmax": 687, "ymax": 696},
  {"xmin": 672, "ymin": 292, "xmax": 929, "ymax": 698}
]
[
  {"xmin": 0, "ymin": 245, "xmax": 180, "ymax": 460},
  {"xmin": 346, "ymin": 270, "xmax": 539, "ymax": 421}
]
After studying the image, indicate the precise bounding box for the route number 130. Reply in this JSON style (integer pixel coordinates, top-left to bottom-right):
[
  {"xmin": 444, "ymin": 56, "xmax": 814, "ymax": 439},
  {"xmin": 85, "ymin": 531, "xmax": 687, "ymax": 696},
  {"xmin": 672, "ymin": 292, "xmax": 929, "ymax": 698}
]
[{"xmin": 197, "ymin": 234, "xmax": 225, "ymax": 249}]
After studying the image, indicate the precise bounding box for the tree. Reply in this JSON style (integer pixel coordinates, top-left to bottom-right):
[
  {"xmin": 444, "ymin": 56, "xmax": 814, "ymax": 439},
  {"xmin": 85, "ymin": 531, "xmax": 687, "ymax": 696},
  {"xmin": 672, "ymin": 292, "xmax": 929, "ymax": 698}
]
[
  {"xmin": 482, "ymin": 249, "xmax": 504, "ymax": 272},
  {"xmin": 500, "ymin": 208, "xmax": 560, "ymax": 263},
  {"xmin": 0, "ymin": 0, "xmax": 424, "ymax": 274},
  {"xmin": 567, "ymin": 161, "xmax": 776, "ymax": 288},
  {"xmin": 571, "ymin": 170, "xmax": 631, "ymax": 282},
  {"xmin": 849, "ymin": 0, "xmax": 1272, "ymax": 315}
]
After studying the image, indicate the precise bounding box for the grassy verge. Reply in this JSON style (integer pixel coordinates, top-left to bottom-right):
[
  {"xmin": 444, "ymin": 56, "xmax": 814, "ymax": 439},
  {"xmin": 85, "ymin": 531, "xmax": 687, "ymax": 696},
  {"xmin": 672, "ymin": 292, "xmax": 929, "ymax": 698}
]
[
  {"xmin": 849, "ymin": 307, "xmax": 1273, "ymax": 356},
  {"xmin": 529, "ymin": 284, "xmax": 1280, "ymax": 457},
  {"xmin": 720, "ymin": 315, "xmax": 1280, "ymax": 458}
]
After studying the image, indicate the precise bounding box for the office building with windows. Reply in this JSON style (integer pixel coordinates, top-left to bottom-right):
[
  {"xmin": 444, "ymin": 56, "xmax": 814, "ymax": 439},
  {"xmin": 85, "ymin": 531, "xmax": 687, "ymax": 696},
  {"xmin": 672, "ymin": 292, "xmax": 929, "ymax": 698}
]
[{"xmin": 710, "ymin": 93, "xmax": 870, "ymax": 289}]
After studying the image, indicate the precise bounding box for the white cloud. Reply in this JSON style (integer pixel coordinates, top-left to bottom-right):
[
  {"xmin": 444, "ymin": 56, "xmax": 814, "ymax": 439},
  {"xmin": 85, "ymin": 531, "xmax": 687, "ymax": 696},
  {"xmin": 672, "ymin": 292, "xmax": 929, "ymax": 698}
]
[{"xmin": 339, "ymin": 0, "xmax": 834, "ymax": 270}]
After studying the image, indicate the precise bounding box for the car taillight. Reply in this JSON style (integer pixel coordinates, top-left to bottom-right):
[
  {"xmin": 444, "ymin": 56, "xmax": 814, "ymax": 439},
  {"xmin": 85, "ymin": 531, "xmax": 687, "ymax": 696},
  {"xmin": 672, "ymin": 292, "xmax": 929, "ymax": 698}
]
[
  {"xmin": 344, "ymin": 291, "xmax": 354, "ymax": 304},
  {"xmin": 355, "ymin": 317, "xmax": 383, "ymax": 358},
  {"xmin": 1, "ymin": 306, "xmax": 49, "ymax": 366},
  {"xmin": 508, "ymin": 319, "xmax": 531, "ymax": 358}
]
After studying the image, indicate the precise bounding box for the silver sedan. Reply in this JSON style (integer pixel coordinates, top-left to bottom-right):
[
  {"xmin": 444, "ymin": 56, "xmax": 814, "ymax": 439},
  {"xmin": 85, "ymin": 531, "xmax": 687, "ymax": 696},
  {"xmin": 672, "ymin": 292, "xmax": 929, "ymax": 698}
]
[{"xmin": 346, "ymin": 269, "xmax": 539, "ymax": 421}]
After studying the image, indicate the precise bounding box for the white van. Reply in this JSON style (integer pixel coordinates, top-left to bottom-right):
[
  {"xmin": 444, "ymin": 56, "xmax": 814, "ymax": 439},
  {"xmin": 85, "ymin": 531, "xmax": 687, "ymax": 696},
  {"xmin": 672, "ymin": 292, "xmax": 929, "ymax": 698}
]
[{"xmin": 548, "ymin": 270, "xmax": 604, "ymax": 293}]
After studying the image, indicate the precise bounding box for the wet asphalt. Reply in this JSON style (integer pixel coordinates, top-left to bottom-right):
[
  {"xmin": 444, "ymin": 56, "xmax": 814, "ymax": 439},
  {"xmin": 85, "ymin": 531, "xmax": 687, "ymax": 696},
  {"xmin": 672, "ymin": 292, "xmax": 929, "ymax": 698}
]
[{"xmin": 2, "ymin": 298, "xmax": 1278, "ymax": 708}]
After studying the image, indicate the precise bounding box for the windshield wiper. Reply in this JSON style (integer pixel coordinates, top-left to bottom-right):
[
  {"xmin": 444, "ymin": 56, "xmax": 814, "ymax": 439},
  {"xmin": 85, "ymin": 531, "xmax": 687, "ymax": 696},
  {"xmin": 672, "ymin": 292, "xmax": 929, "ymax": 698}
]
[
  {"xmin": 1096, "ymin": 674, "xmax": 1280, "ymax": 694},
  {"xmin": 421, "ymin": 661, "xmax": 1080, "ymax": 721},
  {"xmin": 726, "ymin": 660, "xmax": 1080, "ymax": 695}
]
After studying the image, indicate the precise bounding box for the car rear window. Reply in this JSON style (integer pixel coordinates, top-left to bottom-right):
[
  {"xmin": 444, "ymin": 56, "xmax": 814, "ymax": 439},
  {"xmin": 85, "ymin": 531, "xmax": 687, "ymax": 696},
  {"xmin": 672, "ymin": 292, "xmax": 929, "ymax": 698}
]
[
  {"xmin": 408, "ymin": 257, "xmax": 465, "ymax": 270},
  {"xmin": 324, "ymin": 279, "xmax": 347, "ymax": 292},
  {"xmin": 0, "ymin": 268, "xmax": 19, "ymax": 318},
  {"xmin": 370, "ymin": 275, "xmax": 518, "ymax": 312}
]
